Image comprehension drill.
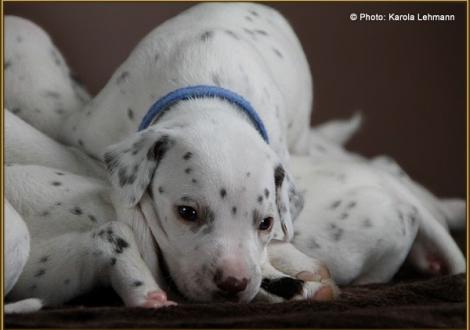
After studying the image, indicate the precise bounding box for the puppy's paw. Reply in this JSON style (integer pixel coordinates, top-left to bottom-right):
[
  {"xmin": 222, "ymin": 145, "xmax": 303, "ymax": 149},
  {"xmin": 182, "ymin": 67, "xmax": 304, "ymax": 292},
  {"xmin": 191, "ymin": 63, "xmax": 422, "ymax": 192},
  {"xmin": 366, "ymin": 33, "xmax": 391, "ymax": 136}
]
[
  {"xmin": 255, "ymin": 275, "xmax": 339, "ymax": 303},
  {"xmin": 141, "ymin": 291, "xmax": 177, "ymax": 309}
]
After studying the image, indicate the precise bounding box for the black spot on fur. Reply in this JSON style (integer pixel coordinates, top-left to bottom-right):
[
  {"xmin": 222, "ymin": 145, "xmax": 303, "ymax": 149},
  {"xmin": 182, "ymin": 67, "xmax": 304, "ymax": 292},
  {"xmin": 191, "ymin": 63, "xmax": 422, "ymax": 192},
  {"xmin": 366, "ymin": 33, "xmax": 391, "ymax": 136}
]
[
  {"xmin": 154, "ymin": 53, "xmax": 159, "ymax": 62},
  {"xmin": 40, "ymin": 211, "xmax": 50, "ymax": 217},
  {"xmin": 192, "ymin": 178, "xmax": 197, "ymax": 184},
  {"xmin": 201, "ymin": 31, "xmax": 214, "ymax": 41},
  {"xmin": 88, "ymin": 214, "xmax": 97, "ymax": 222},
  {"xmin": 183, "ymin": 152, "xmax": 193, "ymax": 160},
  {"xmin": 255, "ymin": 29, "xmax": 268, "ymax": 36},
  {"xmin": 11, "ymin": 107, "xmax": 21, "ymax": 114},
  {"xmin": 329, "ymin": 224, "xmax": 344, "ymax": 241},
  {"xmin": 243, "ymin": 28, "xmax": 255, "ymax": 37},
  {"xmin": 249, "ymin": 10, "xmax": 259, "ymax": 17},
  {"xmin": 246, "ymin": 172, "xmax": 251, "ymax": 177},
  {"xmin": 274, "ymin": 165, "xmax": 285, "ymax": 188},
  {"xmin": 158, "ymin": 186, "xmax": 164, "ymax": 194},
  {"xmin": 232, "ymin": 207, "xmax": 237, "ymax": 215},
  {"xmin": 362, "ymin": 218, "xmax": 373, "ymax": 228},
  {"xmin": 339, "ymin": 213, "xmax": 348, "ymax": 220},
  {"xmin": 347, "ymin": 201, "xmax": 357, "ymax": 209},
  {"xmin": 185, "ymin": 168, "xmax": 192, "ymax": 174},
  {"xmin": 118, "ymin": 167, "xmax": 137, "ymax": 187},
  {"xmin": 133, "ymin": 281, "xmax": 143, "ymax": 287},
  {"xmin": 272, "ymin": 48, "xmax": 283, "ymax": 58},
  {"xmin": 330, "ymin": 200, "xmax": 341, "ymax": 209},
  {"xmin": 78, "ymin": 139, "xmax": 84, "ymax": 147},
  {"xmin": 220, "ymin": 189, "xmax": 227, "ymax": 198},
  {"xmin": 261, "ymin": 277, "xmax": 303, "ymax": 299},
  {"xmin": 110, "ymin": 258, "xmax": 117, "ymax": 266},
  {"xmin": 107, "ymin": 232, "xmax": 130, "ymax": 254},
  {"xmin": 51, "ymin": 181, "xmax": 62, "ymax": 186},
  {"xmin": 4, "ymin": 60, "xmax": 11, "ymax": 69},
  {"xmin": 70, "ymin": 207, "xmax": 82, "ymax": 215},
  {"xmin": 224, "ymin": 30, "xmax": 240, "ymax": 40},
  {"xmin": 264, "ymin": 188, "xmax": 270, "ymax": 198},
  {"xmin": 309, "ymin": 238, "xmax": 321, "ymax": 249},
  {"xmin": 39, "ymin": 256, "xmax": 49, "ymax": 263},
  {"xmin": 127, "ymin": 108, "xmax": 134, "ymax": 120},
  {"xmin": 257, "ymin": 195, "xmax": 263, "ymax": 204},
  {"xmin": 245, "ymin": 15, "xmax": 253, "ymax": 22},
  {"xmin": 55, "ymin": 172, "xmax": 65, "ymax": 176},
  {"xmin": 34, "ymin": 269, "xmax": 46, "ymax": 277},
  {"xmin": 116, "ymin": 71, "xmax": 130, "ymax": 84},
  {"xmin": 146, "ymin": 135, "xmax": 171, "ymax": 162}
]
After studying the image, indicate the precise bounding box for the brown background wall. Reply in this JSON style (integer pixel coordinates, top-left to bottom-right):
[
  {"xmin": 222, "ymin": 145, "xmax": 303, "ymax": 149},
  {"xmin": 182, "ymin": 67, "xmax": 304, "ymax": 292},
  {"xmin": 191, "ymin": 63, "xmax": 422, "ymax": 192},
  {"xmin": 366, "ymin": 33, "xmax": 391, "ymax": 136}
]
[{"xmin": 4, "ymin": 2, "xmax": 467, "ymax": 198}]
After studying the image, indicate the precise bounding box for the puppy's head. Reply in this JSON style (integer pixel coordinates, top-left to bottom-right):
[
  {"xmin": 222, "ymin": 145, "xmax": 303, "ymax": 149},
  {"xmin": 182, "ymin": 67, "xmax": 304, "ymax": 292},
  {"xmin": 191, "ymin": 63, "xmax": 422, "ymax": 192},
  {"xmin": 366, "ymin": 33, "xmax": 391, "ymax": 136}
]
[{"xmin": 104, "ymin": 124, "xmax": 302, "ymax": 302}]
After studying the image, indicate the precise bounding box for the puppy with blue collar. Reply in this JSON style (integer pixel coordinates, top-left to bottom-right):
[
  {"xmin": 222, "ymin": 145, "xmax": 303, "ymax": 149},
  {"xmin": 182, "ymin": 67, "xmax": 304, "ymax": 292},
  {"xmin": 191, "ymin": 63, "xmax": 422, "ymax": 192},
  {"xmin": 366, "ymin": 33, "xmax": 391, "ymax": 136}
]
[
  {"xmin": 6, "ymin": 3, "xmax": 336, "ymax": 309},
  {"xmin": 59, "ymin": 2, "xmax": 328, "ymax": 305}
]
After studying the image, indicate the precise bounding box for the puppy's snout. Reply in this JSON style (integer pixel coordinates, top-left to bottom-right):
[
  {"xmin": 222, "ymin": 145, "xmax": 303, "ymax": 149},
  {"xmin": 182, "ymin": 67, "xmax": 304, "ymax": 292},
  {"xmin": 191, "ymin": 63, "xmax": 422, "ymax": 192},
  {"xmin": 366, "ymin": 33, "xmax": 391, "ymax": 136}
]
[{"xmin": 214, "ymin": 270, "xmax": 249, "ymax": 294}]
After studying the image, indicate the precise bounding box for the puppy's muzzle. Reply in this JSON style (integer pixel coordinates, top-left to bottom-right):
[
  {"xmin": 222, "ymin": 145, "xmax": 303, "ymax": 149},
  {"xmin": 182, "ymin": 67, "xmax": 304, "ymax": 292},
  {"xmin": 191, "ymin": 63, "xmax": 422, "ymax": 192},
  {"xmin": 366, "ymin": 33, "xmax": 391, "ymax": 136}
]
[{"xmin": 214, "ymin": 269, "xmax": 249, "ymax": 297}]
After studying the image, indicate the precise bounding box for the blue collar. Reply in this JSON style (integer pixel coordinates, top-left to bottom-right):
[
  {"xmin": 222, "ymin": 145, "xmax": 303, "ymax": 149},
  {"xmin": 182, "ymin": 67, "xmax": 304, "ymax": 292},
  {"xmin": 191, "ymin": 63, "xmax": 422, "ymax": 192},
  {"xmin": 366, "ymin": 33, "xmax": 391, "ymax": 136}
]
[{"xmin": 138, "ymin": 85, "xmax": 270, "ymax": 144}]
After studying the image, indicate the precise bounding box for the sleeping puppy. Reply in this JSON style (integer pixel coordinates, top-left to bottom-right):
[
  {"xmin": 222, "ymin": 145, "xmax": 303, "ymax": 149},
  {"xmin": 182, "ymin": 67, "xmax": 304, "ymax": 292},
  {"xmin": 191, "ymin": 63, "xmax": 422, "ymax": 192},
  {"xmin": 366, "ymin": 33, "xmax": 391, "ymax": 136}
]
[
  {"xmin": 275, "ymin": 116, "xmax": 465, "ymax": 286},
  {"xmin": 59, "ymin": 3, "xmax": 325, "ymax": 303}
]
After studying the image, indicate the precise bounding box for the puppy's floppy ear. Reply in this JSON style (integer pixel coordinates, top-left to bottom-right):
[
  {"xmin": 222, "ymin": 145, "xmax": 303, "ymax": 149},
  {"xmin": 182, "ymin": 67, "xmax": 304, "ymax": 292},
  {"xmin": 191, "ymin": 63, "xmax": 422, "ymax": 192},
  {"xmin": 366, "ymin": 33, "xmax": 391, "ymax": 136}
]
[
  {"xmin": 272, "ymin": 164, "xmax": 304, "ymax": 242},
  {"xmin": 103, "ymin": 127, "xmax": 174, "ymax": 207}
]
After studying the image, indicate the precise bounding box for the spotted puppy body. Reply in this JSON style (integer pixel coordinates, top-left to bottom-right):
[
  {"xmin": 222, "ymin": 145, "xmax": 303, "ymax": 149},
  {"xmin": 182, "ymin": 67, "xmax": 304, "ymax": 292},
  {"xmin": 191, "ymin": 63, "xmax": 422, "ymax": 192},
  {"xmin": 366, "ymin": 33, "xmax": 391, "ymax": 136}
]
[
  {"xmin": 4, "ymin": 16, "xmax": 89, "ymax": 142},
  {"xmin": 283, "ymin": 115, "xmax": 466, "ymax": 285},
  {"xmin": 60, "ymin": 3, "xmax": 327, "ymax": 303},
  {"xmin": 5, "ymin": 163, "xmax": 175, "ymax": 310}
]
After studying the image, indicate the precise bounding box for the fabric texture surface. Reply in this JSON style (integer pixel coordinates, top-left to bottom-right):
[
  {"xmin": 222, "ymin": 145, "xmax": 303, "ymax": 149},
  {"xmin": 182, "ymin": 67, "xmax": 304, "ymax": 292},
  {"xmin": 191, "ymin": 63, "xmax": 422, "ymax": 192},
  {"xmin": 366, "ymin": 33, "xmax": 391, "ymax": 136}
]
[{"xmin": 5, "ymin": 273, "xmax": 466, "ymax": 328}]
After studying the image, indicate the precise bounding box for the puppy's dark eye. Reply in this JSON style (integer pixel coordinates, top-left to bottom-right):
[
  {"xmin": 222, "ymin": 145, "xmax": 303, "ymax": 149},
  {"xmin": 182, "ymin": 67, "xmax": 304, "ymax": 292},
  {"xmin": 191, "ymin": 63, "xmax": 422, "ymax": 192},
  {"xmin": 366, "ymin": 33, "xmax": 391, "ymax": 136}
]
[
  {"xmin": 259, "ymin": 217, "xmax": 273, "ymax": 231},
  {"xmin": 177, "ymin": 206, "xmax": 198, "ymax": 222}
]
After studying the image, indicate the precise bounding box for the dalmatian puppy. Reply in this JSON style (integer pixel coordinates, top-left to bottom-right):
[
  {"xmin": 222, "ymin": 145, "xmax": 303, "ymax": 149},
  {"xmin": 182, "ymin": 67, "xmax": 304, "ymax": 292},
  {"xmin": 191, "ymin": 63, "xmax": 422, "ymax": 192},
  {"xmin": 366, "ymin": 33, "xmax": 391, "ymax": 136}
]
[
  {"xmin": 57, "ymin": 3, "xmax": 334, "ymax": 304},
  {"xmin": 4, "ymin": 4, "xmax": 335, "ymax": 310},
  {"xmin": 4, "ymin": 16, "xmax": 89, "ymax": 142},
  {"xmin": 275, "ymin": 116, "xmax": 465, "ymax": 286}
]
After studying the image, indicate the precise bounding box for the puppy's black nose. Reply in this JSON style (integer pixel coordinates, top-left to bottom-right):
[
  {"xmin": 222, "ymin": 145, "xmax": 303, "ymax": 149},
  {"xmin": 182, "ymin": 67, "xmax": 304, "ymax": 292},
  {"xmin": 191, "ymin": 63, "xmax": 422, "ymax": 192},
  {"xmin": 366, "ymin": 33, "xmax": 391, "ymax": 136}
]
[{"xmin": 214, "ymin": 271, "xmax": 248, "ymax": 294}]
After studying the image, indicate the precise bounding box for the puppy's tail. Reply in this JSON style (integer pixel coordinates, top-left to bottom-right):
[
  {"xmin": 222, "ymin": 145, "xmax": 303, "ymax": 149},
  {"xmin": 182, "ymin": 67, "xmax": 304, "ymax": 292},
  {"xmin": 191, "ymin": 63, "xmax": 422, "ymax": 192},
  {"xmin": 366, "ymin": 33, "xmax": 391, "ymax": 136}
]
[
  {"xmin": 314, "ymin": 112, "xmax": 362, "ymax": 146},
  {"xmin": 408, "ymin": 205, "xmax": 466, "ymax": 275},
  {"xmin": 4, "ymin": 298, "xmax": 42, "ymax": 314}
]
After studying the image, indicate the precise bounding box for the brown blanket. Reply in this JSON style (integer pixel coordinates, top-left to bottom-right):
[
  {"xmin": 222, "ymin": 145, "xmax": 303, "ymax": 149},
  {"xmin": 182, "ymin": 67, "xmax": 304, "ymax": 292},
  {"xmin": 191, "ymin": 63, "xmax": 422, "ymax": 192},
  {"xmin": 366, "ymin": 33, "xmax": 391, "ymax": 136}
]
[{"xmin": 6, "ymin": 273, "xmax": 466, "ymax": 329}]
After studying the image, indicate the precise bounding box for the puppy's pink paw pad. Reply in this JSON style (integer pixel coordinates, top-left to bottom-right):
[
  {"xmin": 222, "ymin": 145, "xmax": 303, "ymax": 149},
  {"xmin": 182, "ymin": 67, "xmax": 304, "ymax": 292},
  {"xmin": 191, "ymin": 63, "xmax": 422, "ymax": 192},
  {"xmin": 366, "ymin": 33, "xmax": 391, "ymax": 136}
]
[{"xmin": 142, "ymin": 291, "xmax": 177, "ymax": 309}]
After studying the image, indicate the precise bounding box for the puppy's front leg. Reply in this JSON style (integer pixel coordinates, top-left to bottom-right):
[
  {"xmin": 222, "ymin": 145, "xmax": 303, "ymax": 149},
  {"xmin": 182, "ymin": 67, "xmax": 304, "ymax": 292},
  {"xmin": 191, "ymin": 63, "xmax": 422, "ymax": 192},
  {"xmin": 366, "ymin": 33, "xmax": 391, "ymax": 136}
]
[
  {"xmin": 91, "ymin": 221, "xmax": 177, "ymax": 308},
  {"xmin": 9, "ymin": 221, "xmax": 175, "ymax": 308}
]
